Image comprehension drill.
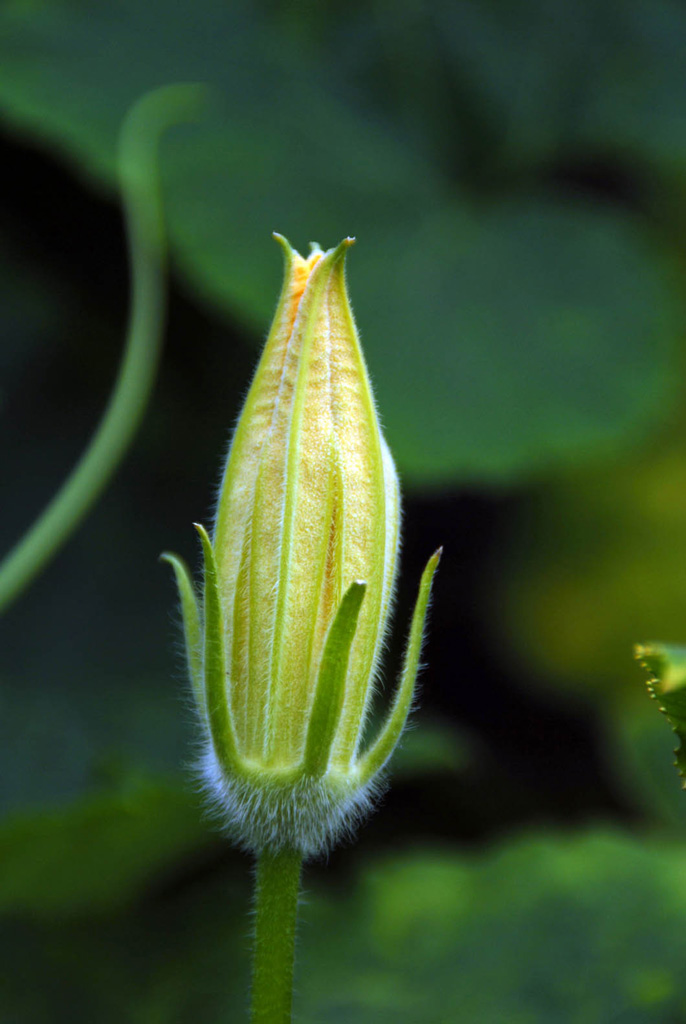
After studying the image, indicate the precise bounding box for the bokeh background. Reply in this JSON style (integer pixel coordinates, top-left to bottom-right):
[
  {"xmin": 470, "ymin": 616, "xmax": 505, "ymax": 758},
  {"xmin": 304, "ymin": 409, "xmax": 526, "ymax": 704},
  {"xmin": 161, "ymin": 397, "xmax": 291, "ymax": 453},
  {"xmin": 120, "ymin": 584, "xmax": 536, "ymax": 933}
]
[{"xmin": 2, "ymin": 1, "xmax": 686, "ymax": 1020}]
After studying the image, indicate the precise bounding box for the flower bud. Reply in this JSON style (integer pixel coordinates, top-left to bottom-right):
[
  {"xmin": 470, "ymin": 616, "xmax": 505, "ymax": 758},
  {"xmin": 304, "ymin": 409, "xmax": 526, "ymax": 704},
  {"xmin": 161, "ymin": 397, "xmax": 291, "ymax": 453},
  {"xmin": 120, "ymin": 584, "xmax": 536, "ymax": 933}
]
[{"xmin": 163, "ymin": 235, "xmax": 440, "ymax": 857}]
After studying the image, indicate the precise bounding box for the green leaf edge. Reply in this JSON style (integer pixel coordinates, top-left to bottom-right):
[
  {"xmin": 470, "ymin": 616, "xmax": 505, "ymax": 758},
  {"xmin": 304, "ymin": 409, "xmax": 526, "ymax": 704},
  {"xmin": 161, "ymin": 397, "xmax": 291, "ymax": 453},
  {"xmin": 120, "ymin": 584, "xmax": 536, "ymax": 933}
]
[{"xmin": 635, "ymin": 641, "xmax": 686, "ymax": 787}]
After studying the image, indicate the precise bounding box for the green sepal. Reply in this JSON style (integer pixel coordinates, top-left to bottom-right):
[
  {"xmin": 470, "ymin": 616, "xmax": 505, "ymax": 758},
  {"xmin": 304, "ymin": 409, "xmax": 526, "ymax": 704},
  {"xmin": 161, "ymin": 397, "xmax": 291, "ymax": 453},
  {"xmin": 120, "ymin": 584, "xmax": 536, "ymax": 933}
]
[
  {"xmin": 357, "ymin": 548, "xmax": 442, "ymax": 784},
  {"xmin": 194, "ymin": 523, "xmax": 239, "ymax": 772},
  {"xmin": 159, "ymin": 551, "xmax": 203, "ymax": 713},
  {"xmin": 303, "ymin": 581, "xmax": 367, "ymax": 777},
  {"xmin": 635, "ymin": 642, "xmax": 686, "ymax": 786}
]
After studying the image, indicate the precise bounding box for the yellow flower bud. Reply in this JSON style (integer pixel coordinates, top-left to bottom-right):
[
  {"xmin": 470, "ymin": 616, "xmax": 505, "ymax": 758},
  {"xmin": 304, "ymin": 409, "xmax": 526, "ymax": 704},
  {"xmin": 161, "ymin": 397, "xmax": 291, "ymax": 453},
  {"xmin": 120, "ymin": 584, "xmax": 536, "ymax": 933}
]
[{"xmin": 163, "ymin": 235, "xmax": 440, "ymax": 857}]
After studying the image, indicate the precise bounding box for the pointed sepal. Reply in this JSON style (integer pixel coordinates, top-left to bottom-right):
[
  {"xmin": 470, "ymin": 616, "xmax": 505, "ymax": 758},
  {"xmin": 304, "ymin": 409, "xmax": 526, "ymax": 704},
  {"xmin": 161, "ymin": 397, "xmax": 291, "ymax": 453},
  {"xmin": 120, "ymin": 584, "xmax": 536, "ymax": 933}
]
[
  {"xmin": 194, "ymin": 523, "xmax": 239, "ymax": 772},
  {"xmin": 160, "ymin": 551, "xmax": 203, "ymax": 712},
  {"xmin": 356, "ymin": 548, "xmax": 442, "ymax": 784},
  {"xmin": 303, "ymin": 581, "xmax": 367, "ymax": 777}
]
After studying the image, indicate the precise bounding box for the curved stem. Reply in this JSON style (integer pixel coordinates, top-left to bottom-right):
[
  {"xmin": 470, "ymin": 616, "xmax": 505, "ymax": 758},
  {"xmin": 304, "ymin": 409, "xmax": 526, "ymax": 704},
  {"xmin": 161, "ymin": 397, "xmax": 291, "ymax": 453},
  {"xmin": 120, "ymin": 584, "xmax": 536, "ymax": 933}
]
[
  {"xmin": 0, "ymin": 84, "xmax": 203, "ymax": 615},
  {"xmin": 250, "ymin": 846, "xmax": 303, "ymax": 1024}
]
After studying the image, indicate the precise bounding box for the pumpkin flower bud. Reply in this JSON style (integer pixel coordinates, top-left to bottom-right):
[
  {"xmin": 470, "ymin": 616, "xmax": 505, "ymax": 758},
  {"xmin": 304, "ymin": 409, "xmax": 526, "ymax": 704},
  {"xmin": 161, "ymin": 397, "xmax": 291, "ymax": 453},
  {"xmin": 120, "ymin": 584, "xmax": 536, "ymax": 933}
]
[{"xmin": 162, "ymin": 235, "xmax": 440, "ymax": 857}]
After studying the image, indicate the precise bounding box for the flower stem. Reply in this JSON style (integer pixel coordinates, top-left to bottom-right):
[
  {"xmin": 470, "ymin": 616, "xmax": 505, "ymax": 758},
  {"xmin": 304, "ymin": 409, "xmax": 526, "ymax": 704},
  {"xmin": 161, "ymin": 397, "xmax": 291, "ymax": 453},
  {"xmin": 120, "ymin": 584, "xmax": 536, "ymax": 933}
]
[{"xmin": 250, "ymin": 846, "xmax": 303, "ymax": 1024}]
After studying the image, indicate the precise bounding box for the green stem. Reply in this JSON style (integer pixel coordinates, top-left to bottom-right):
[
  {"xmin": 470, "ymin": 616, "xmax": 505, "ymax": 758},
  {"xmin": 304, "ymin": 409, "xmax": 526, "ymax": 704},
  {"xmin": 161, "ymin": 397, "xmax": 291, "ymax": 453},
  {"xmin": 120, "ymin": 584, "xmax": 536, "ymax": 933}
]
[
  {"xmin": 250, "ymin": 846, "xmax": 303, "ymax": 1024},
  {"xmin": 0, "ymin": 84, "xmax": 203, "ymax": 615}
]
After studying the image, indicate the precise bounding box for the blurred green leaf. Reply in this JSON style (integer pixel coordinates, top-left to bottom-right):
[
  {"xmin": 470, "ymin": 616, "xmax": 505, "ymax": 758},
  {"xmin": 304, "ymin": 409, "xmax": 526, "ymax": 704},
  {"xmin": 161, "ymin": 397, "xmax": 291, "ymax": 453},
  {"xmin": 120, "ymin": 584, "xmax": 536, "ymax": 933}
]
[
  {"xmin": 578, "ymin": 0, "xmax": 686, "ymax": 178},
  {"xmin": 0, "ymin": 853, "xmax": 251, "ymax": 1024},
  {"xmin": 354, "ymin": 198, "xmax": 681, "ymax": 483},
  {"xmin": 434, "ymin": 0, "xmax": 686, "ymax": 186},
  {"xmin": 0, "ymin": 0, "xmax": 681, "ymax": 483},
  {"xmin": 388, "ymin": 719, "xmax": 473, "ymax": 778},
  {"xmin": 301, "ymin": 832, "xmax": 686, "ymax": 1022},
  {"xmin": 434, "ymin": 0, "xmax": 608, "ymax": 173},
  {"xmin": 611, "ymin": 705, "xmax": 686, "ymax": 833},
  {"xmin": 492, "ymin": 427, "xmax": 686, "ymax": 703},
  {"xmin": 0, "ymin": 671, "xmax": 193, "ymax": 815},
  {"xmin": 4, "ymin": 831, "xmax": 686, "ymax": 1020},
  {"xmin": 635, "ymin": 643, "xmax": 686, "ymax": 788},
  {"xmin": 0, "ymin": 778, "xmax": 213, "ymax": 914}
]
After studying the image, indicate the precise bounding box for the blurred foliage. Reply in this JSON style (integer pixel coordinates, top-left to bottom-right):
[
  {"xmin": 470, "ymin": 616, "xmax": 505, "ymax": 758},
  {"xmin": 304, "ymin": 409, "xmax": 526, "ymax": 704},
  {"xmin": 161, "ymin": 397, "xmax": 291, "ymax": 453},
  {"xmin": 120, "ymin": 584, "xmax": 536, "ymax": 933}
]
[
  {"xmin": 0, "ymin": 669, "xmax": 192, "ymax": 816},
  {"xmin": 389, "ymin": 718, "xmax": 474, "ymax": 779},
  {"xmin": 0, "ymin": 0, "xmax": 684, "ymax": 484},
  {"xmin": 3, "ymin": 830, "xmax": 686, "ymax": 1021},
  {"xmin": 609, "ymin": 704, "xmax": 686, "ymax": 835},
  {"xmin": 0, "ymin": 779, "xmax": 214, "ymax": 915},
  {"xmin": 302, "ymin": 832, "xmax": 686, "ymax": 1022},
  {"xmin": 493, "ymin": 414, "xmax": 686, "ymax": 704}
]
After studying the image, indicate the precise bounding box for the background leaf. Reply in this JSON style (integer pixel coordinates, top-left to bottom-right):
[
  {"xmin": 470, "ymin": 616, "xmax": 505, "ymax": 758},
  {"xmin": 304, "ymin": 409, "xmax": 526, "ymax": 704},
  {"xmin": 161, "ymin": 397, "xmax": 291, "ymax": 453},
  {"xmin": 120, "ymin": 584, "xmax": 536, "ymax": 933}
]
[
  {"xmin": 489, "ymin": 417, "xmax": 686, "ymax": 703},
  {"xmin": 0, "ymin": 779, "xmax": 213, "ymax": 914},
  {"xmin": 302, "ymin": 833, "xmax": 686, "ymax": 1022},
  {"xmin": 611, "ymin": 705, "xmax": 686, "ymax": 833},
  {"xmin": 0, "ymin": 0, "xmax": 682, "ymax": 483},
  {"xmin": 3, "ymin": 832, "xmax": 686, "ymax": 1022}
]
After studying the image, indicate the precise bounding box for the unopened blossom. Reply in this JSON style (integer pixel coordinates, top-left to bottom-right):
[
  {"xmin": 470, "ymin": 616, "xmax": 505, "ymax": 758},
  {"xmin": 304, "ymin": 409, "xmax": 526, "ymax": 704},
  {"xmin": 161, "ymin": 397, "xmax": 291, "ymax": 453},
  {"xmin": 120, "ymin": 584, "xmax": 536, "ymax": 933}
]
[{"xmin": 163, "ymin": 235, "xmax": 440, "ymax": 856}]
